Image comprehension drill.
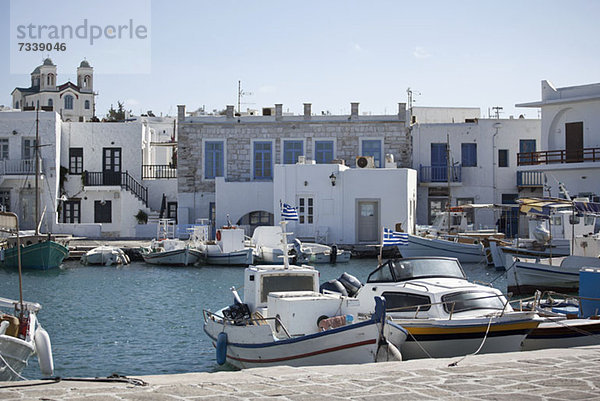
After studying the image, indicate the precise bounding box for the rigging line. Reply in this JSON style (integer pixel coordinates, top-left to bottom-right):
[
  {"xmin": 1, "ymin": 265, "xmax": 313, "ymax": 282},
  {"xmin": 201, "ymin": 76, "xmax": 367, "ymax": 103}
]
[
  {"xmin": 406, "ymin": 329, "xmax": 434, "ymax": 359},
  {"xmin": 0, "ymin": 351, "xmax": 30, "ymax": 381},
  {"xmin": 448, "ymin": 313, "xmax": 495, "ymax": 367}
]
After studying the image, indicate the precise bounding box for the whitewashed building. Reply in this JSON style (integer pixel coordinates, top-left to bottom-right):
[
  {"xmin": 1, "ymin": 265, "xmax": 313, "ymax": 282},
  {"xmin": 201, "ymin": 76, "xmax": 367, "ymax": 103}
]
[
  {"xmin": 11, "ymin": 59, "xmax": 95, "ymax": 122},
  {"xmin": 411, "ymin": 109, "xmax": 541, "ymax": 232},
  {"xmin": 516, "ymin": 80, "xmax": 600, "ymax": 201}
]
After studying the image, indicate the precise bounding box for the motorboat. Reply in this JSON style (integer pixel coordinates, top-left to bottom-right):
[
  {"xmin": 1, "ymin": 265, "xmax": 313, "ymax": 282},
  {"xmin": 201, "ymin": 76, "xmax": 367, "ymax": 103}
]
[
  {"xmin": 190, "ymin": 225, "xmax": 253, "ymax": 266},
  {"xmin": 398, "ymin": 233, "xmax": 487, "ymax": 264},
  {"xmin": 249, "ymin": 226, "xmax": 293, "ymax": 264},
  {"xmin": 0, "ymin": 297, "xmax": 54, "ymax": 381},
  {"xmin": 506, "ymin": 255, "xmax": 600, "ymax": 295},
  {"xmin": 334, "ymin": 256, "xmax": 540, "ymax": 360},
  {"xmin": 293, "ymin": 239, "xmax": 350, "ymax": 264},
  {"xmin": 141, "ymin": 238, "xmax": 202, "ymax": 266},
  {"xmin": 80, "ymin": 246, "xmax": 130, "ymax": 266},
  {"xmin": 0, "ymin": 233, "xmax": 69, "ymax": 270},
  {"xmin": 203, "ymin": 222, "xmax": 406, "ymax": 369}
]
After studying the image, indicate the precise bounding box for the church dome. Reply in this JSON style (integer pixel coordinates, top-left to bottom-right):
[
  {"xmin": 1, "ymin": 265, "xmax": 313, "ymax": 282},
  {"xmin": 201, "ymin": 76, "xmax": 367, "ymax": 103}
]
[
  {"xmin": 80, "ymin": 60, "xmax": 91, "ymax": 68},
  {"xmin": 43, "ymin": 58, "xmax": 54, "ymax": 66}
]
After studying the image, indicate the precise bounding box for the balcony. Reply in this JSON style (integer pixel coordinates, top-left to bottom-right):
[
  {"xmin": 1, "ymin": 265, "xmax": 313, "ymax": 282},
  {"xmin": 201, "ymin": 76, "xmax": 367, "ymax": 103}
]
[
  {"xmin": 419, "ymin": 165, "xmax": 462, "ymax": 184},
  {"xmin": 0, "ymin": 159, "xmax": 40, "ymax": 176},
  {"xmin": 517, "ymin": 171, "xmax": 544, "ymax": 188},
  {"xmin": 83, "ymin": 171, "xmax": 148, "ymax": 206},
  {"xmin": 518, "ymin": 147, "xmax": 600, "ymax": 166},
  {"xmin": 142, "ymin": 165, "xmax": 177, "ymax": 179}
]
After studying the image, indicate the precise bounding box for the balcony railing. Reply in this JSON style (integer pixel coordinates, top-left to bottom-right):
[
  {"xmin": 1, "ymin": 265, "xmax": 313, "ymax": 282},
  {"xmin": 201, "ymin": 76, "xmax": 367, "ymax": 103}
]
[
  {"xmin": 517, "ymin": 147, "xmax": 600, "ymax": 166},
  {"xmin": 517, "ymin": 171, "xmax": 544, "ymax": 187},
  {"xmin": 142, "ymin": 165, "xmax": 177, "ymax": 179},
  {"xmin": 419, "ymin": 165, "xmax": 462, "ymax": 183},
  {"xmin": 0, "ymin": 159, "xmax": 40, "ymax": 176},
  {"xmin": 84, "ymin": 171, "xmax": 148, "ymax": 207}
]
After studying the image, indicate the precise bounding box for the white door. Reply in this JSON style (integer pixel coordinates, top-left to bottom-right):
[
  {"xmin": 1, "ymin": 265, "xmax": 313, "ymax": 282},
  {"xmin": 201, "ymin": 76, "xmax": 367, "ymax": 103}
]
[{"xmin": 357, "ymin": 200, "xmax": 379, "ymax": 242}]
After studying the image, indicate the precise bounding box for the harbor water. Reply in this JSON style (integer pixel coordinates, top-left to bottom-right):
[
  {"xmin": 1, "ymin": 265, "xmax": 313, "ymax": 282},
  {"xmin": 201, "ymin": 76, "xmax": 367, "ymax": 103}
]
[{"xmin": 0, "ymin": 258, "xmax": 506, "ymax": 379}]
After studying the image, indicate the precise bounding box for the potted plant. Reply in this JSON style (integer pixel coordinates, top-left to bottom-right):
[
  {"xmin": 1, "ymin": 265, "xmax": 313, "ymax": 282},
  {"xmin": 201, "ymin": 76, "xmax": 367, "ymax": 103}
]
[{"xmin": 135, "ymin": 209, "xmax": 148, "ymax": 224}]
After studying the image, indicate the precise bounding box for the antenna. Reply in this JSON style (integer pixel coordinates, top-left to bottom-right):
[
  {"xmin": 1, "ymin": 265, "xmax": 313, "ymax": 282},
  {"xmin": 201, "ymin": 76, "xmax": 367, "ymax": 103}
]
[
  {"xmin": 237, "ymin": 80, "xmax": 253, "ymax": 114},
  {"xmin": 491, "ymin": 106, "xmax": 503, "ymax": 119}
]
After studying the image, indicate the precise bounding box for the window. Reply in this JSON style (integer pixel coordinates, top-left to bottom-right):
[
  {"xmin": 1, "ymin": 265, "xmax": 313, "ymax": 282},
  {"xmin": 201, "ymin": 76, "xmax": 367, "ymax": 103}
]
[
  {"xmin": 461, "ymin": 143, "xmax": 477, "ymax": 167},
  {"xmin": 0, "ymin": 139, "xmax": 8, "ymax": 160},
  {"xmin": 84, "ymin": 100, "xmax": 90, "ymax": 110},
  {"xmin": 283, "ymin": 140, "xmax": 303, "ymax": 164},
  {"xmin": 519, "ymin": 139, "xmax": 536, "ymax": 164},
  {"xmin": 253, "ymin": 141, "xmax": 272, "ymax": 180},
  {"xmin": 69, "ymin": 148, "xmax": 83, "ymax": 174},
  {"xmin": 498, "ymin": 149, "xmax": 509, "ymax": 167},
  {"xmin": 298, "ymin": 197, "xmax": 314, "ymax": 224},
  {"xmin": 204, "ymin": 141, "xmax": 224, "ymax": 179},
  {"xmin": 22, "ymin": 138, "xmax": 36, "ymax": 160},
  {"xmin": 167, "ymin": 202, "xmax": 177, "ymax": 223},
  {"xmin": 362, "ymin": 139, "xmax": 382, "ymax": 167},
  {"xmin": 48, "ymin": 99, "xmax": 53, "ymax": 107},
  {"xmin": 94, "ymin": 200, "xmax": 112, "ymax": 223},
  {"xmin": 15, "ymin": 101, "xmax": 19, "ymax": 109},
  {"xmin": 0, "ymin": 190, "xmax": 10, "ymax": 212},
  {"xmin": 315, "ymin": 140, "xmax": 334, "ymax": 164},
  {"xmin": 63, "ymin": 200, "xmax": 81, "ymax": 223},
  {"xmin": 441, "ymin": 291, "xmax": 505, "ymax": 314},
  {"xmin": 260, "ymin": 275, "xmax": 316, "ymax": 303},
  {"xmin": 64, "ymin": 95, "xmax": 74, "ymax": 110},
  {"xmin": 501, "ymin": 193, "xmax": 518, "ymax": 205},
  {"xmin": 382, "ymin": 292, "xmax": 432, "ymax": 313}
]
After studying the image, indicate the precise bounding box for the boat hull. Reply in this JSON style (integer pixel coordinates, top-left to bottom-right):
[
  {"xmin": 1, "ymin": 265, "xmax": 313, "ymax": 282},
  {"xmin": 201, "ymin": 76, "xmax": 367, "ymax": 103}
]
[
  {"xmin": 142, "ymin": 248, "xmax": 202, "ymax": 266},
  {"xmin": 0, "ymin": 334, "xmax": 35, "ymax": 381},
  {"xmin": 202, "ymin": 247, "xmax": 253, "ymax": 266},
  {"xmin": 0, "ymin": 241, "xmax": 69, "ymax": 270},
  {"xmin": 399, "ymin": 234, "xmax": 486, "ymax": 264},
  {"xmin": 507, "ymin": 259, "xmax": 577, "ymax": 295},
  {"xmin": 522, "ymin": 319, "xmax": 600, "ymax": 351}
]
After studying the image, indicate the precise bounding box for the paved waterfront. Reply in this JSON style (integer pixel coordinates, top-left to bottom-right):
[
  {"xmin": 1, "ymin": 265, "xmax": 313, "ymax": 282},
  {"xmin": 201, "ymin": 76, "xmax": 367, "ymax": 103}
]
[{"xmin": 2, "ymin": 345, "xmax": 600, "ymax": 400}]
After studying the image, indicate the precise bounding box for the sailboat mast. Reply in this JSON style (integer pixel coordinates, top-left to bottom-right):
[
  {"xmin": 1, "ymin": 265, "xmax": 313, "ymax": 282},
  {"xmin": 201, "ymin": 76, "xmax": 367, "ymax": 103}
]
[
  {"xmin": 35, "ymin": 107, "xmax": 40, "ymax": 235},
  {"xmin": 446, "ymin": 132, "xmax": 451, "ymax": 233}
]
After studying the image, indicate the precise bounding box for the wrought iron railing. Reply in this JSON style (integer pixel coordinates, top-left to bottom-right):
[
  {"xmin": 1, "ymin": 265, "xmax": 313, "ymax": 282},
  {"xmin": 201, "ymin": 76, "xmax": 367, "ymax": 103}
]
[
  {"xmin": 142, "ymin": 165, "xmax": 177, "ymax": 179},
  {"xmin": 419, "ymin": 164, "xmax": 462, "ymax": 183},
  {"xmin": 516, "ymin": 171, "xmax": 544, "ymax": 187},
  {"xmin": 83, "ymin": 171, "xmax": 148, "ymax": 206},
  {"xmin": 517, "ymin": 147, "xmax": 600, "ymax": 166}
]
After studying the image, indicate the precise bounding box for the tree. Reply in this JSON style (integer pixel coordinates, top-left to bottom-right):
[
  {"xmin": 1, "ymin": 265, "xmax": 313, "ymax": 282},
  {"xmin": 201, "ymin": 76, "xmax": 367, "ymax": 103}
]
[{"xmin": 106, "ymin": 101, "xmax": 127, "ymax": 122}]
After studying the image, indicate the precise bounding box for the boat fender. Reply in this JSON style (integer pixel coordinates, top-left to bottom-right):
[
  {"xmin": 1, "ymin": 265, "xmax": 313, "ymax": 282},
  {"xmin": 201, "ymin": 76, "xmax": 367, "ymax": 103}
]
[
  {"xmin": 376, "ymin": 341, "xmax": 403, "ymax": 362},
  {"xmin": 34, "ymin": 326, "xmax": 54, "ymax": 377},
  {"xmin": 216, "ymin": 332, "xmax": 227, "ymax": 365},
  {"xmin": 216, "ymin": 230, "xmax": 222, "ymax": 241},
  {"xmin": 330, "ymin": 245, "xmax": 337, "ymax": 264},
  {"xmin": 316, "ymin": 315, "xmax": 329, "ymax": 330}
]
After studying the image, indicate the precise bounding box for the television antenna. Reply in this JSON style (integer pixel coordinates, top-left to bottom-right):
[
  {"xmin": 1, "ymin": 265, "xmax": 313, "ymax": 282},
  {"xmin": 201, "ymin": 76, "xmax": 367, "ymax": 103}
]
[{"xmin": 237, "ymin": 80, "xmax": 254, "ymax": 114}]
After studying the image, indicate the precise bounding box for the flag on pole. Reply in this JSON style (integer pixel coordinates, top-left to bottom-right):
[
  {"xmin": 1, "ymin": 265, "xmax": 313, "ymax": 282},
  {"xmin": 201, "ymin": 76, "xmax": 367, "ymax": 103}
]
[
  {"xmin": 282, "ymin": 203, "xmax": 299, "ymax": 221},
  {"xmin": 382, "ymin": 228, "xmax": 408, "ymax": 246}
]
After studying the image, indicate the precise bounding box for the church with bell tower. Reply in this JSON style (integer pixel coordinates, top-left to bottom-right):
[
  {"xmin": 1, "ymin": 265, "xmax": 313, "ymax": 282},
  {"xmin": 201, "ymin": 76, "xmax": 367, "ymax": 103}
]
[{"xmin": 11, "ymin": 58, "xmax": 96, "ymax": 122}]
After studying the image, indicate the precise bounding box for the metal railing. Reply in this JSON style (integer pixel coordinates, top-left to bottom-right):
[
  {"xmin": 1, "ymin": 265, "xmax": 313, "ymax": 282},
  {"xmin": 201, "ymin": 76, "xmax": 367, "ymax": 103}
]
[
  {"xmin": 202, "ymin": 309, "xmax": 292, "ymax": 339},
  {"xmin": 419, "ymin": 165, "xmax": 462, "ymax": 183},
  {"xmin": 0, "ymin": 159, "xmax": 39, "ymax": 176},
  {"xmin": 516, "ymin": 171, "xmax": 544, "ymax": 187},
  {"xmin": 142, "ymin": 165, "xmax": 177, "ymax": 179},
  {"xmin": 517, "ymin": 147, "xmax": 600, "ymax": 166},
  {"xmin": 83, "ymin": 171, "xmax": 148, "ymax": 207}
]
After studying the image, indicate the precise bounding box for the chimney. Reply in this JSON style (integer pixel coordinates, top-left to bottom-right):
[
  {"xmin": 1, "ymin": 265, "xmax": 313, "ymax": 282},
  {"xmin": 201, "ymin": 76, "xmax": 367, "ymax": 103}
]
[
  {"xmin": 177, "ymin": 105, "xmax": 186, "ymax": 122},
  {"xmin": 350, "ymin": 102, "xmax": 359, "ymax": 118},
  {"xmin": 398, "ymin": 103, "xmax": 406, "ymax": 120},
  {"xmin": 226, "ymin": 105, "xmax": 234, "ymax": 119},
  {"xmin": 303, "ymin": 103, "xmax": 311, "ymax": 120},
  {"xmin": 275, "ymin": 104, "xmax": 283, "ymax": 120}
]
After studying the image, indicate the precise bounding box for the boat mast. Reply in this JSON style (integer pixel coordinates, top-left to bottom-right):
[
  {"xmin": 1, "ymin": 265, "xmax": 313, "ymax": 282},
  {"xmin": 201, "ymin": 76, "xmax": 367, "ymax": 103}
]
[
  {"xmin": 446, "ymin": 132, "xmax": 451, "ymax": 233},
  {"xmin": 35, "ymin": 107, "xmax": 40, "ymax": 236}
]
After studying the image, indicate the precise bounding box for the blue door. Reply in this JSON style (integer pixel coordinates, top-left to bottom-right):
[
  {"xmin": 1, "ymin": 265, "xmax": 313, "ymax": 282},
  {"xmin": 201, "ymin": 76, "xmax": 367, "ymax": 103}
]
[{"xmin": 431, "ymin": 143, "xmax": 447, "ymax": 182}]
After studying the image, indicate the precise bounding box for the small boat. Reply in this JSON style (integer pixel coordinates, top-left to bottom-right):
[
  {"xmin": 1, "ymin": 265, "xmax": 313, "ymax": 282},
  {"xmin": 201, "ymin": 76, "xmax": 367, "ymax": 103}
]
[
  {"xmin": 0, "ymin": 297, "xmax": 54, "ymax": 381},
  {"xmin": 506, "ymin": 255, "xmax": 600, "ymax": 295},
  {"xmin": 250, "ymin": 226, "xmax": 293, "ymax": 264},
  {"xmin": 80, "ymin": 246, "xmax": 130, "ymax": 266},
  {"xmin": 141, "ymin": 239, "xmax": 202, "ymax": 266},
  {"xmin": 398, "ymin": 233, "xmax": 487, "ymax": 264},
  {"xmin": 0, "ymin": 234, "xmax": 69, "ymax": 270},
  {"xmin": 293, "ymin": 239, "xmax": 350, "ymax": 264},
  {"xmin": 341, "ymin": 256, "xmax": 540, "ymax": 360},
  {"xmin": 191, "ymin": 225, "xmax": 253, "ymax": 266}
]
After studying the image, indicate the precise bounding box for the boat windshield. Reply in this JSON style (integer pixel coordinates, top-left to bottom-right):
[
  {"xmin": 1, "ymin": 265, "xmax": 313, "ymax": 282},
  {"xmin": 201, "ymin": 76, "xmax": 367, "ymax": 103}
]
[
  {"xmin": 367, "ymin": 258, "xmax": 466, "ymax": 283},
  {"xmin": 260, "ymin": 274, "xmax": 316, "ymax": 303},
  {"xmin": 441, "ymin": 290, "xmax": 505, "ymax": 313}
]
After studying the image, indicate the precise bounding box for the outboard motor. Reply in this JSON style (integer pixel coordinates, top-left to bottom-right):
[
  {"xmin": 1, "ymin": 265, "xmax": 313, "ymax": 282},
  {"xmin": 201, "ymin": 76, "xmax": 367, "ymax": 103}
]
[
  {"xmin": 338, "ymin": 272, "xmax": 363, "ymax": 297},
  {"xmin": 330, "ymin": 245, "xmax": 338, "ymax": 264},
  {"xmin": 319, "ymin": 279, "xmax": 348, "ymax": 296},
  {"xmin": 222, "ymin": 303, "xmax": 251, "ymax": 325}
]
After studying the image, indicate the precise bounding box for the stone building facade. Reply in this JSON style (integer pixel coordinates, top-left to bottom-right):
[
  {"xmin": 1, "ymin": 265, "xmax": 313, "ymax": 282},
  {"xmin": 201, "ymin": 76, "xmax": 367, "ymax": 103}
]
[{"xmin": 176, "ymin": 102, "xmax": 410, "ymax": 226}]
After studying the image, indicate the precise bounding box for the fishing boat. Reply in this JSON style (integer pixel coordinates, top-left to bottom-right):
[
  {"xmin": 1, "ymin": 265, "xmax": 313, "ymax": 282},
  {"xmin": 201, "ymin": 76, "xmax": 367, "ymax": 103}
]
[
  {"xmin": 203, "ymin": 222, "xmax": 406, "ymax": 369},
  {"xmin": 293, "ymin": 239, "xmax": 351, "ymax": 264},
  {"xmin": 141, "ymin": 238, "xmax": 202, "ymax": 266},
  {"xmin": 80, "ymin": 246, "xmax": 130, "ymax": 266},
  {"xmin": 190, "ymin": 225, "xmax": 253, "ymax": 266},
  {"xmin": 250, "ymin": 225, "xmax": 293, "ymax": 264},
  {"xmin": 398, "ymin": 233, "xmax": 487, "ymax": 264},
  {"xmin": 336, "ymin": 256, "xmax": 540, "ymax": 360}
]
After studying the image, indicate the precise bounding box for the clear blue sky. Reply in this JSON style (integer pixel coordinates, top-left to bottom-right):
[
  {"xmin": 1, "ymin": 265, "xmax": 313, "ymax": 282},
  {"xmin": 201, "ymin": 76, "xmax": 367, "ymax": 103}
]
[{"xmin": 1, "ymin": 0, "xmax": 598, "ymax": 119}]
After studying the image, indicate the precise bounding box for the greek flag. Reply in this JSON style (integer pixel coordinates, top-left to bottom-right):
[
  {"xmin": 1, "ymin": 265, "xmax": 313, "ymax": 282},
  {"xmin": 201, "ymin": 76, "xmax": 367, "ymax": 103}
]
[
  {"xmin": 282, "ymin": 203, "xmax": 299, "ymax": 221},
  {"xmin": 382, "ymin": 228, "xmax": 408, "ymax": 246}
]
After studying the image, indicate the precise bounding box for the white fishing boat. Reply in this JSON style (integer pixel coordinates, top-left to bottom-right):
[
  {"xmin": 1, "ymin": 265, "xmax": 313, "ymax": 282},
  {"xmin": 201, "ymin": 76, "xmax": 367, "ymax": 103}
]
[
  {"xmin": 293, "ymin": 240, "xmax": 351, "ymax": 264},
  {"xmin": 337, "ymin": 256, "xmax": 540, "ymax": 360},
  {"xmin": 80, "ymin": 246, "xmax": 130, "ymax": 266},
  {"xmin": 506, "ymin": 255, "xmax": 600, "ymax": 295},
  {"xmin": 0, "ymin": 297, "xmax": 54, "ymax": 381},
  {"xmin": 398, "ymin": 233, "xmax": 487, "ymax": 264},
  {"xmin": 250, "ymin": 225, "xmax": 292, "ymax": 264},
  {"xmin": 203, "ymin": 222, "xmax": 406, "ymax": 369},
  {"xmin": 190, "ymin": 225, "xmax": 253, "ymax": 266},
  {"xmin": 141, "ymin": 239, "xmax": 202, "ymax": 266}
]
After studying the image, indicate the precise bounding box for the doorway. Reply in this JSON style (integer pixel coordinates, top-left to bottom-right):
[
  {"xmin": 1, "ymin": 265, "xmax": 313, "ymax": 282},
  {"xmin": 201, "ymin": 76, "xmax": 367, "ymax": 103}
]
[
  {"xmin": 357, "ymin": 200, "xmax": 379, "ymax": 242},
  {"xmin": 565, "ymin": 122, "xmax": 583, "ymax": 163},
  {"xmin": 102, "ymin": 148, "xmax": 122, "ymax": 185}
]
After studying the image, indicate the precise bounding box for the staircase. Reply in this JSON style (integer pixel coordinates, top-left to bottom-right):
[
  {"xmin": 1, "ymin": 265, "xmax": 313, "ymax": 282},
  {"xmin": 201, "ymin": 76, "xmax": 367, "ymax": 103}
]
[{"xmin": 84, "ymin": 171, "xmax": 148, "ymax": 207}]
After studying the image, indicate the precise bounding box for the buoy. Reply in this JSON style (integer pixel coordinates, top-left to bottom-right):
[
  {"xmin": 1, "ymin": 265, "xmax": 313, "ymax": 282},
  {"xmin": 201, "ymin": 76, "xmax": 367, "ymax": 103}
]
[
  {"xmin": 34, "ymin": 326, "xmax": 54, "ymax": 377},
  {"xmin": 216, "ymin": 332, "xmax": 227, "ymax": 365},
  {"xmin": 216, "ymin": 230, "xmax": 222, "ymax": 241}
]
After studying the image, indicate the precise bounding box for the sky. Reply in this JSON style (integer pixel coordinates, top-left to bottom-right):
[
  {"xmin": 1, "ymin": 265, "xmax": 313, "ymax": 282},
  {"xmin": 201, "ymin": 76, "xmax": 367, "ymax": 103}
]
[{"xmin": 1, "ymin": 0, "xmax": 599, "ymax": 119}]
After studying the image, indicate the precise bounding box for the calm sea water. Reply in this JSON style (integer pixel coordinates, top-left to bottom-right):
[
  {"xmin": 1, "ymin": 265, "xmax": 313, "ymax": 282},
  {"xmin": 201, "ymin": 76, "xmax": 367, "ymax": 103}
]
[{"xmin": 0, "ymin": 258, "xmax": 506, "ymax": 379}]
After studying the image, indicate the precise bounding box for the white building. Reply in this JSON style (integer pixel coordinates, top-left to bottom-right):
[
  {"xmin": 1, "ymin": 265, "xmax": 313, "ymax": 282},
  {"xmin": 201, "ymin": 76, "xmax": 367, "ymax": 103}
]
[
  {"xmin": 11, "ymin": 58, "xmax": 95, "ymax": 122},
  {"xmin": 516, "ymin": 80, "xmax": 600, "ymax": 201},
  {"xmin": 411, "ymin": 109, "xmax": 541, "ymax": 232}
]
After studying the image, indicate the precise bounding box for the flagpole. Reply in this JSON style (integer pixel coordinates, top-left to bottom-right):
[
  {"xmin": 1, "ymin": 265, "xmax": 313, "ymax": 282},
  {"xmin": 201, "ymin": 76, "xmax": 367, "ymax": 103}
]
[{"xmin": 378, "ymin": 227, "xmax": 383, "ymax": 265}]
